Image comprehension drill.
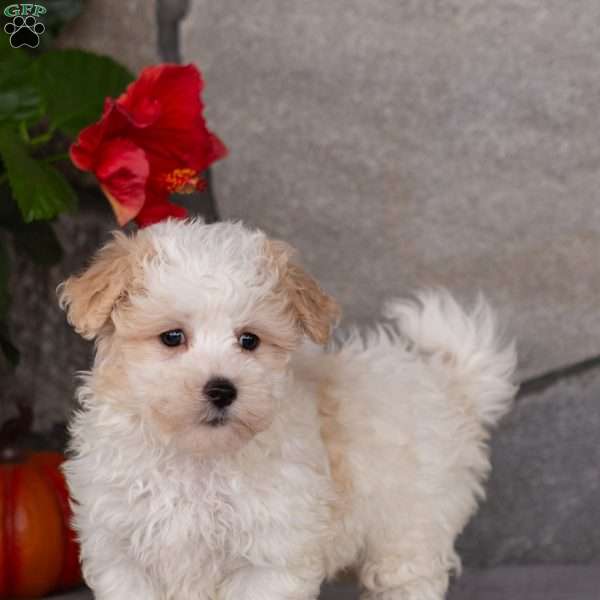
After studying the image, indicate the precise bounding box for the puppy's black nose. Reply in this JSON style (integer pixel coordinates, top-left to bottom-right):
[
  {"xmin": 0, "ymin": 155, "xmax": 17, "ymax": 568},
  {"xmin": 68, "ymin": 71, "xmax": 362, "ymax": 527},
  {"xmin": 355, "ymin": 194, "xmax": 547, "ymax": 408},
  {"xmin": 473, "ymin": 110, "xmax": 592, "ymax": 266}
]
[{"xmin": 203, "ymin": 377, "xmax": 237, "ymax": 409}]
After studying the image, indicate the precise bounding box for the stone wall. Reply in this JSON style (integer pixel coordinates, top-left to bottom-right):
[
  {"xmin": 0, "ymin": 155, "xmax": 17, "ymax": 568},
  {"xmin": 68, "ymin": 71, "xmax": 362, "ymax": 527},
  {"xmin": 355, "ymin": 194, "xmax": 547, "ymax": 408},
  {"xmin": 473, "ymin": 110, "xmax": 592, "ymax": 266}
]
[
  {"xmin": 4, "ymin": 196, "xmax": 113, "ymax": 434},
  {"xmin": 12, "ymin": 0, "xmax": 599, "ymax": 566}
]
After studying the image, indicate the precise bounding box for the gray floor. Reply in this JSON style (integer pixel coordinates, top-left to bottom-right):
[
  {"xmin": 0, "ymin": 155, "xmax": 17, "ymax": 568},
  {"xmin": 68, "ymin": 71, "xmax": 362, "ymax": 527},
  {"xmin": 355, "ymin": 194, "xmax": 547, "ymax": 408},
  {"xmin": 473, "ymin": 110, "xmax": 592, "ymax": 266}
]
[{"xmin": 49, "ymin": 565, "xmax": 600, "ymax": 599}]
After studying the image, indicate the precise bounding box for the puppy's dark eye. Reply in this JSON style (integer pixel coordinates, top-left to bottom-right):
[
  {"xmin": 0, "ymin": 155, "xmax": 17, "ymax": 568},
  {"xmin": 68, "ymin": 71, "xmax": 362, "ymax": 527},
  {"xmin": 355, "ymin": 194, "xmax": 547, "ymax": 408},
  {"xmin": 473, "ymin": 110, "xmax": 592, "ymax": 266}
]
[
  {"xmin": 160, "ymin": 329, "xmax": 185, "ymax": 347},
  {"xmin": 239, "ymin": 332, "xmax": 260, "ymax": 351}
]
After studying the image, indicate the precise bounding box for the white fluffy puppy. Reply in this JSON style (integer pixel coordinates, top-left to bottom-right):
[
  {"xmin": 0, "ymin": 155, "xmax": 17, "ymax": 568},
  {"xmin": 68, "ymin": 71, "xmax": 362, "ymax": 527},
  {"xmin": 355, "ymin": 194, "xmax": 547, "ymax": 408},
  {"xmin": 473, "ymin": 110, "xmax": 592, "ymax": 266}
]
[{"xmin": 59, "ymin": 219, "xmax": 516, "ymax": 600}]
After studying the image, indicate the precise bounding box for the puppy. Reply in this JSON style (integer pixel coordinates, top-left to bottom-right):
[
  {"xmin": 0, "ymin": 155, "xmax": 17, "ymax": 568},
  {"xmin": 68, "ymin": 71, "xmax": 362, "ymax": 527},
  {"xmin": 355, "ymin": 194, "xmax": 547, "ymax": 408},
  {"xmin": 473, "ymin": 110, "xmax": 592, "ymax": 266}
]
[{"xmin": 59, "ymin": 219, "xmax": 516, "ymax": 600}]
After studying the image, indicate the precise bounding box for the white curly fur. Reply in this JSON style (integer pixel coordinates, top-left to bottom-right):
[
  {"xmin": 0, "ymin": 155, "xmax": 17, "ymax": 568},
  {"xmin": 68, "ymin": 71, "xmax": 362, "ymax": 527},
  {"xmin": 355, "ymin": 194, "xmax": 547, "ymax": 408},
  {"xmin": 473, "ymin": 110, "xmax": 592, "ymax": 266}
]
[{"xmin": 59, "ymin": 219, "xmax": 516, "ymax": 600}]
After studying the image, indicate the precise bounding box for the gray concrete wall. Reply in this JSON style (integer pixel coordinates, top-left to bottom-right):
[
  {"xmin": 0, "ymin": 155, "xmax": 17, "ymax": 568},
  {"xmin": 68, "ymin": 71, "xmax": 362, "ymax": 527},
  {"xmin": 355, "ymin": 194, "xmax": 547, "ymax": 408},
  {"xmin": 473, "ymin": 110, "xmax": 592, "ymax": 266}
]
[
  {"xmin": 181, "ymin": 0, "xmax": 600, "ymax": 383},
  {"xmin": 14, "ymin": 0, "xmax": 600, "ymax": 566}
]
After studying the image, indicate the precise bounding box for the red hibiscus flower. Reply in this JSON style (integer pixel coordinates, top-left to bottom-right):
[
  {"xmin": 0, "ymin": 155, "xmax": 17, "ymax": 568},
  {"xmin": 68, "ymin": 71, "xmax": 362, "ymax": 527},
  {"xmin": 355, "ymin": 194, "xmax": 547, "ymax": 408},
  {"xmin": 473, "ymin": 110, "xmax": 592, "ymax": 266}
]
[{"xmin": 70, "ymin": 63, "xmax": 227, "ymax": 227}]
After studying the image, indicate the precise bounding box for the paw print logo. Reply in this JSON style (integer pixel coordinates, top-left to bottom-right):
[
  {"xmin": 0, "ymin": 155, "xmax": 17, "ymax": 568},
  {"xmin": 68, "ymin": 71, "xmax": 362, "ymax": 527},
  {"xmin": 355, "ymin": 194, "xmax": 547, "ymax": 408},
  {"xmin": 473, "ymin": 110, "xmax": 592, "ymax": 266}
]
[{"xmin": 4, "ymin": 15, "xmax": 45, "ymax": 49}]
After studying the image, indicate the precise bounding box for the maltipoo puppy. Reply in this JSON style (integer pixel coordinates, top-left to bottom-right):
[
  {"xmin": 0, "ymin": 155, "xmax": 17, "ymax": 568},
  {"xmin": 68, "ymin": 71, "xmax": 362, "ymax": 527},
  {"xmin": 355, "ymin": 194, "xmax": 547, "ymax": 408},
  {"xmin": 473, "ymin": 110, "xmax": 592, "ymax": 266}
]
[{"xmin": 59, "ymin": 219, "xmax": 516, "ymax": 600}]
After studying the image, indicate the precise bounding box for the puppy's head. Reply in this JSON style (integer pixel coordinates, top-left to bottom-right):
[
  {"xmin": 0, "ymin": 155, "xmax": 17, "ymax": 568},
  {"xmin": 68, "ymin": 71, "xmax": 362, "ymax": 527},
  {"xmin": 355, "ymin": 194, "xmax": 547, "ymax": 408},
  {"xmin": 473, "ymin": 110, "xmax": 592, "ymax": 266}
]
[{"xmin": 59, "ymin": 219, "xmax": 339, "ymax": 457}]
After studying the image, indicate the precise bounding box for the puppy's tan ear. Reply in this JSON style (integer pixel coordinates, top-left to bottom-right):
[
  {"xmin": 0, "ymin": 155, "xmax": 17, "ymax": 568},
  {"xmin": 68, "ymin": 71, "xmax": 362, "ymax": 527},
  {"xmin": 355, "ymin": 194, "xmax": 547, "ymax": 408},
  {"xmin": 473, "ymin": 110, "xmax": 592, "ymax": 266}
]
[
  {"xmin": 267, "ymin": 240, "xmax": 341, "ymax": 345},
  {"xmin": 58, "ymin": 232, "xmax": 139, "ymax": 340}
]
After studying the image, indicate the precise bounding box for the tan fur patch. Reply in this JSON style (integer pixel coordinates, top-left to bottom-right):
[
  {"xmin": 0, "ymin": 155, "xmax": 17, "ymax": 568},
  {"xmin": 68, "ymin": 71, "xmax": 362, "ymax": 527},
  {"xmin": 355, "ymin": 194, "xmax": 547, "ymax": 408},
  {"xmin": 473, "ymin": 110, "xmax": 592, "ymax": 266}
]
[
  {"xmin": 264, "ymin": 240, "xmax": 341, "ymax": 345},
  {"xmin": 318, "ymin": 381, "xmax": 353, "ymax": 518},
  {"xmin": 58, "ymin": 231, "xmax": 154, "ymax": 339}
]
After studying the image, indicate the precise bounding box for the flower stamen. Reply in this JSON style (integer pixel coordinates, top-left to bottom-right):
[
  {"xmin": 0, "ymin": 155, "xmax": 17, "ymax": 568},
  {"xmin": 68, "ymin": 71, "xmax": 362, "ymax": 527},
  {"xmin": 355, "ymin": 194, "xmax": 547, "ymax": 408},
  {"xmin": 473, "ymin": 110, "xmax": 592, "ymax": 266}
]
[{"xmin": 159, "ymin": 168, "xmax": 204, "ymax": 194}]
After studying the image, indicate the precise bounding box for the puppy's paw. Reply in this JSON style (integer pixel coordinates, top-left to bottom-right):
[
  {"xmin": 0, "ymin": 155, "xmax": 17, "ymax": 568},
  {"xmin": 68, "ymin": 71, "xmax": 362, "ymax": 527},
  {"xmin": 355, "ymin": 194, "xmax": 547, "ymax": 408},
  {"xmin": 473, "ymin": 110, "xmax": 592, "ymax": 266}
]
[
  {"xmin": 360, "ymin": 560, "xmax": 448, "ymax": 600},
  {"xmin": 361, "ymin": 559, "xmax": 424, "ymax": 590},
  {"xmin": 218, "ymin": 565, "xmax": 321, "ymax": 600}
]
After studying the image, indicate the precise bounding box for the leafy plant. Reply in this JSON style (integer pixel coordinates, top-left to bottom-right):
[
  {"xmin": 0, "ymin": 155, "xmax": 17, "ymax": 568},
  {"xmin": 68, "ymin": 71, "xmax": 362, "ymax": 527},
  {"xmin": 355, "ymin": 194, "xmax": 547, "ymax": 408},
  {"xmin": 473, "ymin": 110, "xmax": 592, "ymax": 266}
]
[{"xmin": 0, "ymin": 30, "xmax": 133, "ymax": 368}]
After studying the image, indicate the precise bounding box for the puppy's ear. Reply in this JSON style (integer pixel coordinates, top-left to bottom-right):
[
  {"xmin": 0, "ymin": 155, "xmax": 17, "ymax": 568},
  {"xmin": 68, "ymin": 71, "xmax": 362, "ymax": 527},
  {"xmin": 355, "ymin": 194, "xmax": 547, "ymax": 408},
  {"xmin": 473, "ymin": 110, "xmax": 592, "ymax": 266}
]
[
  {"xmin": 267, "ymin": 240, "xmax": 341, "ymax": 345},
  {"xmin": 58, "ymin": 232, "xmax": 141, "ymax": 340}
]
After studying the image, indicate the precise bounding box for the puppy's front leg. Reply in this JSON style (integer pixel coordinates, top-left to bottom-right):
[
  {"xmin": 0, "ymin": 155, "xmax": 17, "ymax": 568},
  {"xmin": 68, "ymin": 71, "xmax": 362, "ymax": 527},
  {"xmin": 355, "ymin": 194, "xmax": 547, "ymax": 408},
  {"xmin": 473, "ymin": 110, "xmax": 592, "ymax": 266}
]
[
  {"xmin": 218, "ymin": 565, "xmax": 323, "ymax": 600},
  {"xmin": 83, "ymin": 555, "xmax": 159, "ymax": 600}
]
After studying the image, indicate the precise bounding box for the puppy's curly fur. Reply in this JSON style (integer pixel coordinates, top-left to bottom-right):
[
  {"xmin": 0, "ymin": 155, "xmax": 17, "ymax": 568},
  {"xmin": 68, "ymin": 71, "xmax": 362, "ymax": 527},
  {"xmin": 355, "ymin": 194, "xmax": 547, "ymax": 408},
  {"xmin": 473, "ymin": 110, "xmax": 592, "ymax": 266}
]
[{"xmin": 59, "ymin": 219, "xmax": 516, "ymax": 600}]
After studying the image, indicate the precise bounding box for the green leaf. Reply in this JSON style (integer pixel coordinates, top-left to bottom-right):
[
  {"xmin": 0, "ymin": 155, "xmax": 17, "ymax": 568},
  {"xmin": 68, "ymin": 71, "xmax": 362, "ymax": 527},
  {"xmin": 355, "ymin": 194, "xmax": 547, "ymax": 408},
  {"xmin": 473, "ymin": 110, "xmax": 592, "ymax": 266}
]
[
  {"xmin": 0, "ymin": 35, "xmax": 43, "ymax": 123},
  {"xmin": 0, "ymin": 126, "xmax": 77, "ymax": 221},
  {"xmin": 34, "ymin": 49, "xmax": 134, "ymax": 136}
]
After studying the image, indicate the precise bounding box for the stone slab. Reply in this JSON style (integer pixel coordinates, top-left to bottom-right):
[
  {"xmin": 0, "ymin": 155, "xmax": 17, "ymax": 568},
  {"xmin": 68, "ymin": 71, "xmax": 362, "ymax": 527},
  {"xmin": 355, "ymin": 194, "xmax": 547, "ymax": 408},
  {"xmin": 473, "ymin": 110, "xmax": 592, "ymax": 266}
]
[
  {"xmin": 57, "ymin": 0, "xmax": 160, "ymax": 73},
  {"xmin": 48, "ymin": 565, "xmax": 600, "ymax": 599},
  {"xmin": 182, "ymin": 0, "xmax": 600, "ymax": 380},
  {"xmin": 448, "ymin": 565, "xmax": 600, "ymax": 600},
  {"xmin": 457, "ymin": 368, "xmax": 600, "ymax": 565},
  {"xmin": 322, "ymin": 565, "xmax": 600, "ymax": 599}
]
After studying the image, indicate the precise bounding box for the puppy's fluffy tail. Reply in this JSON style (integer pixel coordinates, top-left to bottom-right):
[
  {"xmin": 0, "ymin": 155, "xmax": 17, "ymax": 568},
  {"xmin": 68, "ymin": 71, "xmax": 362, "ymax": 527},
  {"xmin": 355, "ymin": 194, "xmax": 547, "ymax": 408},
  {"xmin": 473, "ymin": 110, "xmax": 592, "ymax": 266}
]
[{"xmin": 384, "ymin": 290, "xmax": 517, "ymax": 427}]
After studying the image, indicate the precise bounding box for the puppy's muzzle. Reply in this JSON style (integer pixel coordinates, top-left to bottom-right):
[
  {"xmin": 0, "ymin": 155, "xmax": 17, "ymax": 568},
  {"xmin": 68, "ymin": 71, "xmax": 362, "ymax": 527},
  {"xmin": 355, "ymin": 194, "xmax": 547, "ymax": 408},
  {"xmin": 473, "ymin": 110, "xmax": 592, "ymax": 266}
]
[{"xmin": 203, "ymin": 377, "xmax": 237, "ymax": 410}]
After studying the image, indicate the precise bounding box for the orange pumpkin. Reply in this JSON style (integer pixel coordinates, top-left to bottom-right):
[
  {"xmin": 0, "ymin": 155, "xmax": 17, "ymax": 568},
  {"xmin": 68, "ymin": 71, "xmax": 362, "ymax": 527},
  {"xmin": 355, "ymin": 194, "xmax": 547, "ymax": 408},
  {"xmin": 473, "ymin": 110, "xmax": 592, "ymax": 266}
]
[{"xmin": 0, "ymin": 450, "xmax": 82, "ymax": 598}]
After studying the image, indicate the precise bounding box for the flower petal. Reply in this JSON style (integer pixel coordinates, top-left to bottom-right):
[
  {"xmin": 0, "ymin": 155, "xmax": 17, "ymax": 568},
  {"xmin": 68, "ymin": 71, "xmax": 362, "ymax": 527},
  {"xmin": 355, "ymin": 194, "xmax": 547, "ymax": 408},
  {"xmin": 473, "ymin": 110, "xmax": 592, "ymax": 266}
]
[
  {"xmin": 117, "ymin": 93, "xmax": 161, "ymax": 128},
  {"xmin": 135, "ymin": 196, "xmax": 188, "ymax": 228},
  {"xmin": 94, "ymin": 138, "xmax": 150, "ymax": 226},
  {"xmin": 69, "ymin": 101, "xmax": 131, "ymax": 171},
  {"xmin": 117, "ymin": 64, "xmax": 202, "ymax": 130},
  {"xmin": 70, "ymin": 62, "xmax": 227, "ymax": 229},
  {"xmin": 206, "ymin": 131, "xmax": 228, "ymax": 165},
  {"xmin": 119, "ymin": 64, "xmax": 228, "ymax": 174}
]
